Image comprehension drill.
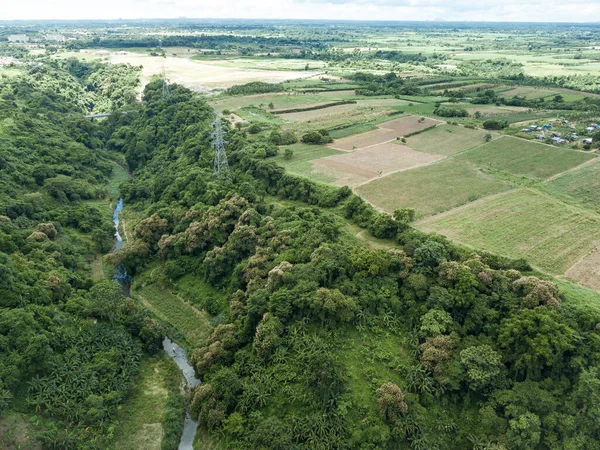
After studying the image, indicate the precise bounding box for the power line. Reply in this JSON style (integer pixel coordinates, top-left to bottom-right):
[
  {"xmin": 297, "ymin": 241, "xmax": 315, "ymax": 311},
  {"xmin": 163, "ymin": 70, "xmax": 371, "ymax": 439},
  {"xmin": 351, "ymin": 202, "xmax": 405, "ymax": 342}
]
[
  {"xmin": 212, "ymin": 113, "xmax": 231, "ymax": 181},
  {"xmin": 158, "ymin": 39, "xmax": 169, "ymax": 99}
]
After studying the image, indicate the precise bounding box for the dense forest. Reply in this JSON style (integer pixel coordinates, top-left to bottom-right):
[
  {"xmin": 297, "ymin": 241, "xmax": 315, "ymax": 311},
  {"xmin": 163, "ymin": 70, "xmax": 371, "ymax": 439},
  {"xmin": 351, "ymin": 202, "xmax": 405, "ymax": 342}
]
[
  {"xmin": 0, "ymin": 64, "xmax": 163, "ymax": 449},
  {"xmin": 3, "ymin": 58, "xmax": 600, "ymax": 450},
  {"xmin": 104, "ymin": 80, "xmax": 600, "ymax": 450}
]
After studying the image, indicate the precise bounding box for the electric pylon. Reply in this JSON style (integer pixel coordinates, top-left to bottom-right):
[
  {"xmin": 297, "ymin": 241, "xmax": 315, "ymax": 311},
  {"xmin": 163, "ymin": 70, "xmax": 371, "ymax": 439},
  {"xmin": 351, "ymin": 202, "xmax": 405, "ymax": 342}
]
[{"xmin": 212, "ymin": 114, "xmax": 231, "ymax": 181}]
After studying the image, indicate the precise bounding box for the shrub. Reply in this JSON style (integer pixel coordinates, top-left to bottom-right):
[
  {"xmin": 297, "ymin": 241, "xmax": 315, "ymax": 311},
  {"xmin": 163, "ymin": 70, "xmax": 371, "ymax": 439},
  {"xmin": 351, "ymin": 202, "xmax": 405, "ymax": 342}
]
[
  {"xmin": 434, "ymin": 106, "xmax": 469, "ymax": 118},
  {"xmin": 247, "ymin": 124, "xmax": 261, "ymax": 134},
  {"xmin": 483, "ymin": 119, "xmax": 508, "ymax": 130}
]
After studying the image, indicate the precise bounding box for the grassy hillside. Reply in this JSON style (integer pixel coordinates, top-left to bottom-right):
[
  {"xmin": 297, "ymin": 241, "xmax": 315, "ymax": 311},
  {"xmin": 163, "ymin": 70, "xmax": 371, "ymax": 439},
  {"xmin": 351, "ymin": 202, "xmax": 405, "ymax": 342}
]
[{"xmin": 417, "ymin": 188, "xmax": 600, "ymax": 274}]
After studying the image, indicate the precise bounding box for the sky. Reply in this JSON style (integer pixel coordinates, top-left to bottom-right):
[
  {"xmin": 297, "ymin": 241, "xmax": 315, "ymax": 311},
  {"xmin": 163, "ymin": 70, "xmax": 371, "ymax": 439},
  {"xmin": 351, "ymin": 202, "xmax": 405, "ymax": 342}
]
[{"xmin": 3, "ymin": 0, "xmax": 600, "ymax": 22}]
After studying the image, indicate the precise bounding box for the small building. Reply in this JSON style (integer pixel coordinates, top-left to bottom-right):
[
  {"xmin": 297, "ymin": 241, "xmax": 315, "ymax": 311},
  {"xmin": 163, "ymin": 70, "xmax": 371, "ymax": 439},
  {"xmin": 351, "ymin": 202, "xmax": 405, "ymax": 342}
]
[
  {"xmin": 583, "ymin": 138, "xmax": 593, "ymax": 145},
  {"xmin": 586, "ymin": 126, "xmax": 595, "ymax": 133},
  {"xmin": 521, "ymin": 128, "xmax": 531, "ymax": 133},
  {"xmin": 544, "ymin": 124, "xmax": 552, "ymax": 130},
  {"xmin": 8, "ymin": 34, "xmax": 28, "ymax": 43},
  {"xmin": 45, "ymin": 34, "xmax": 66, "ymax": 42},
  {"xmin": 552, "ymin": 136, "xmax": 566, "ymax": 145},
  {"xmin": 535, "ymin": 134, "xmax": 545, "ymax": 140},
  {"xmin": 571, "ymin": 133, "xmax": 579, "ymax": 140}
]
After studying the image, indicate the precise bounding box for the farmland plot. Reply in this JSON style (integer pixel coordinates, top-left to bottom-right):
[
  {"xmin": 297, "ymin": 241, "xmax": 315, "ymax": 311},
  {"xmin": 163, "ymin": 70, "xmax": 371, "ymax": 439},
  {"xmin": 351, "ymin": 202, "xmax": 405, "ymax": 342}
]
[
  {"xmin": 330, "ymin": 115, "xmax": 443, "ymax": 150},
  {"xmin": 416, "ymin": 189, "xmax": 600, "ymax": 274},
  {"xmin": 457, "ymin": 136, "xmax": 596, "ymax": 180},
  {"xmin": 403, "ymin": 124, "xmax": 494, "ymax": 156},
  {"xmin": 543, "ymin": 159, "xmax": 600, "ymax": 211},
  {"xmin": 312, "ymin": 143, "xmax": 444, "ymax": 187},
  {"xmin": 356, "ymin": 159, "xmax": 511, "ymax": 217}
]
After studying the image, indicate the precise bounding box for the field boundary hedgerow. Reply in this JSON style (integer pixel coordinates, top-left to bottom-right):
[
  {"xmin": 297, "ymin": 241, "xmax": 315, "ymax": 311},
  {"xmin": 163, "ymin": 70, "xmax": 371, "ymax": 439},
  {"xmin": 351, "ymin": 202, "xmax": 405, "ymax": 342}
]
[{"xmin": 274, "ymin": 100, "xmax": 357, "ymax": 114}]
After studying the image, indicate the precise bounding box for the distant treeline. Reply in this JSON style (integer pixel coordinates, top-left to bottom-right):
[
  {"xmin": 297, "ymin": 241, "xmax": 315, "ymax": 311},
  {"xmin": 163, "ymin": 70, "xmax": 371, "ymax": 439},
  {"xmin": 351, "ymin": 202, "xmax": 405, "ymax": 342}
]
[{"xmin": 67, "ymin": 35, "xmax": 344, "ymax": 50}]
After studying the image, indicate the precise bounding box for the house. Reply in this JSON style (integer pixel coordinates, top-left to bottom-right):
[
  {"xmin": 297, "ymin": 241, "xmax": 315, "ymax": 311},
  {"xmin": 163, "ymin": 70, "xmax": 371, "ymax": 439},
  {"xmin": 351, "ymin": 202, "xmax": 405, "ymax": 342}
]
[
  {"xmin": 571, "ymin": 133, "xmax": 579, "ymax": 140},
  {"xmin": 544, "ymin": 124, "xmax": 552, "ymax": 130},
  {"xmin": 521, "ymin": 128, "xmax": 532, "ymax": 133},
  {"xmin": 586, "ymin": 126, "xmax": 595, "ymax": 133},
  {"xmin": 583, "ymin": 138, "xmax": 593, "ymax": 145},
  {"xmin": 552, "ymin": 137, "xmax": 566, "ymax": 145},
  {"xmin": 535, "ymin": 134, "xmax": 545, "ymax": 140},
  {"xmin": 8, "ymin": 34, "xmax": 28, "ymax": 43}
]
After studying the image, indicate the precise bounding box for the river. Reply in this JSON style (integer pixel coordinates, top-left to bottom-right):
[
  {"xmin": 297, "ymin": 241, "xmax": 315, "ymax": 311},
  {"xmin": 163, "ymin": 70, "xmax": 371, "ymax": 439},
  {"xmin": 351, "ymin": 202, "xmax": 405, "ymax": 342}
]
[{"xmin": 112, "ymin": 198, "xmax": 200, "ymax": 450}]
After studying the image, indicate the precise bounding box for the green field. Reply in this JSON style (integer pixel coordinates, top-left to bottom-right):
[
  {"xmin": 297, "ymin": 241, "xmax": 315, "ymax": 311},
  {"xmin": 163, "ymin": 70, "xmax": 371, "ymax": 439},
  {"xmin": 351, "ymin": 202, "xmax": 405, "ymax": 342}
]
[
  {"xmin": 134, "ymin": 284, "xmax": 213, "ymax": 348},
  {"xmin": 543, "ymin": 159, "xmax": 600, "ymax": 212},
  {"xmin": 417, "ymin": 189, "xmax": 600, "ymax": 274},
  {"xmin": 403, "ymin": 124, "xmax": 494, "ymax": 156},
  {"xmin": 457, "ymin": 136, "xmax": 596, "ymax": 180},
  {"xmin": 356, "ymin": 159, "xmax": 512, "ymax": 218},
  {"xmin": 329, "ymin": 123, "xmax": 378, "ymax": 139},
  {"xmin": 271, "ymin": 143, "xmax": 343, "ymax": 183},
  {"xmin": 113, "ymin": 356, "xmax": 182, "ymax": 450},
  {"xmin": 211, "ymin": 91, "xmax": 357, "ymax": 112}
]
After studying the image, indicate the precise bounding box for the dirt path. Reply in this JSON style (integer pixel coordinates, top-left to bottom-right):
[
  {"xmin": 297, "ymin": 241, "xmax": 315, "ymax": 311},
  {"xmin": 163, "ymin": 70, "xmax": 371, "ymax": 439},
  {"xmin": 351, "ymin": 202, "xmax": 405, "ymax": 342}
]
[{"xmin": 543, "ymin": 156, "xmax": 599, "ymax": 183}]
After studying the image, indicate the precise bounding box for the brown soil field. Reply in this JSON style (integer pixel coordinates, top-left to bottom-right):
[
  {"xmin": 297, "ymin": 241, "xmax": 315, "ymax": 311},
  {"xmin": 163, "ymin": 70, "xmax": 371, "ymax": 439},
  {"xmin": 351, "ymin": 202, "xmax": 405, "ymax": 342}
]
[
  {"xmin": 330, "ymin": 116, "xmax": 443, "ymax": 151},
  {"xmin": 312, "ymin": 142, "xmax": 444, "ymax": 187},
  {"xmin": 565, "ymin": 248, "xmax": 600, "ymax": 291}
]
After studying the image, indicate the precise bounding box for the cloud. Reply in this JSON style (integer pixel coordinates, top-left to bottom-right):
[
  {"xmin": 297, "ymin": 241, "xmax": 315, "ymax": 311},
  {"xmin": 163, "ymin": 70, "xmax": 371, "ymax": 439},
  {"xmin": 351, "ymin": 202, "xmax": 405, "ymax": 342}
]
[{"xmin": 3, "ymin": 0, "xmax": 600, "ymax": 22}]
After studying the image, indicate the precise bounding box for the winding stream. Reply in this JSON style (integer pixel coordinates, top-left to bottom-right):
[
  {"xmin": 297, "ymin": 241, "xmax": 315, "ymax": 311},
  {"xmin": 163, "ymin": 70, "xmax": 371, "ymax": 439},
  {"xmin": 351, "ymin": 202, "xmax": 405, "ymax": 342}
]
[
  {"xmin": 163, "ymin": 338, "xmax": 201, "ymax": 450},
  {"xmin": 112, "ymin": 199, "xmax": 200, "ymax": 449}
]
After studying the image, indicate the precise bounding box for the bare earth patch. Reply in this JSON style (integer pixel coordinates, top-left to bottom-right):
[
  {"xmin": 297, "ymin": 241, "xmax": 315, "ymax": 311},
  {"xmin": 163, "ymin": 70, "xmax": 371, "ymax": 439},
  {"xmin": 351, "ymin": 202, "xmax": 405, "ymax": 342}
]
[
  {"xmin": 565, "ymin": 248, "xmax": 600, "ymax": 292},
  {"xmin": 107, "ymin": 53, "xmax": 313, "ymax": 91},
  {"xmin": 330, "ymin": 115, "xmax": 443, "ymax": 150},
  {"xmin": 312, "ymin": 143, "xmax": 444, "ymax": 187}
]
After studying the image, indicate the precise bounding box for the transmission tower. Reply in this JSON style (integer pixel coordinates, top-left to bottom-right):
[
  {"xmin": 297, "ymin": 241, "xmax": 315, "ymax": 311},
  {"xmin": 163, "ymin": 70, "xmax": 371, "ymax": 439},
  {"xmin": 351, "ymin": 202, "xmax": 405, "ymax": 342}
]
[
  {"xmin": 212, "ymin": 114, "xmax": 231, "ymax": 181},
  {"xmin": 158, "ymin": 39, "xmax": 170, "ymax": 99}
]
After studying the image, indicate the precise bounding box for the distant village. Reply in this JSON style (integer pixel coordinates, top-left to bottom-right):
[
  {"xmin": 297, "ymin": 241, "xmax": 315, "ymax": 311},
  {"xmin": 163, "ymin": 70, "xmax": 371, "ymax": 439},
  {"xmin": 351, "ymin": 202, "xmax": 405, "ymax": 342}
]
[{"xmin": 521, "ymin": 120, "xmax": 596, "ymax": 147}]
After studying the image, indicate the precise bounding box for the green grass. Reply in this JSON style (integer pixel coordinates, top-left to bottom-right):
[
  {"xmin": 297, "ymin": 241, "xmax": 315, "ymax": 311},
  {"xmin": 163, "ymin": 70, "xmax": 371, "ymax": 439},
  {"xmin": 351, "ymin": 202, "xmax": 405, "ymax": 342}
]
[
  {"xmin": 404, "ymin": 124, "xmax": 494, "ymax": 156},
  {"xmin": 417, "ymin": 189, "xmax": 600, "ymax": 274},
  {"xmin": 329, "ymin": 123, "xmax": 378, "ymax": 139},
  {"xmin": 106, "ymin": 162, "xmax": 130, "ymax": 198},
  {"xmin": 542, "ymin": 159, "xmax": 600, "ymax": 212},
  {"xmin": 112, "ymin": 355, "xmax": 182, "ymax": 450},
  {"xmin": 457, "ymin": 136, "xmax": 596, "ymax": 180},
  {"xmin": 271, "ymin": 143, "xmax": 344, "ymax": 183},
  {"xmin": 134, "ymin": 283, "xmax": 213, "ymax": 348},
  {"xmin": 172, "ymin": 274, "xmax": 228, "ymax": 314},
  {"xmin": 556, "ymin": 279, "xmax": 600, "ymax": 316},
  {"xmin": 236, "ymin": 107, "xmax": 285, "ymax": 125},
  {"xmin": 356, "ymin": 159, "xmax": 512, "ymax": 218}
]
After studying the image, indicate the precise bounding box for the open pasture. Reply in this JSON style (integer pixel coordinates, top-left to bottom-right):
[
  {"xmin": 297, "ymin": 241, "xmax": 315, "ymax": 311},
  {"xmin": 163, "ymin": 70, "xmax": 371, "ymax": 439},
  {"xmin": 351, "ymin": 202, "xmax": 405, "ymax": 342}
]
[
  {"xmin": 457, "ymin": 136, "xmax": 596, "ymax": 180},
  {"xmin": 417, "ymin": 189, "xmax": 600, "ymax": 274},
  {"xmin": 499, "ymin": 87, "xmax": 559, "ymax": 99},
  {"xmin": 356, "ymin": 159, "xmax": 511, "ymax": 218},
  {"xmin": 312, "ymin": 143, "xmax": 444, "ymax": 187},
  {"xmin": 543, "ymin": 159, "xmax": 600, "ymax": 212},
  {"xmin": 277, "ymin": 103, "xmax": 359, "ymax": 121},
  {"xmin": 272, "ymin": 143, "xmax": 344, "ymax": 184},
  {"xmin": 284, "ymin": 107, "xmax": 397, "ymax": 135},
  {"xmin": 330, "ymin": 115, "xmax": 442, "ymax": 150},
  {"xmin": 403, "ymin": 124, "xmax": 494, "ymax": 156}
]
